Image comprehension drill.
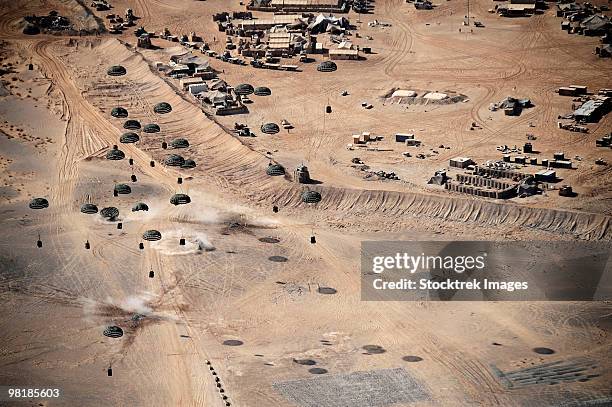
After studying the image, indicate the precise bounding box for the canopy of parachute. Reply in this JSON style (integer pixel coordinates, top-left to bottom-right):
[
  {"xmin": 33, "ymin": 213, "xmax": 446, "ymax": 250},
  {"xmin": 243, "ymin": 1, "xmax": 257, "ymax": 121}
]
[
  {"xmin": 153, "ymin": 102, "xmax": 172, "ymax": 114},
  {"xmin": 254, "ymin": 86, "xmax": 271, "ymax": 96},
  {"xmin": 123, "ymin": 119, "xmax": 141, "ymax": 130},
  {"xmin": 261, "ymin": 123, "xmax": 280, "ymax": 134},
  {"xmin": 234, "ymin": 83, "xmax": 254, "ymax": 96},
  {"xmin": 111, "ymin": 107, "xmax": 128, "ymax": 118},
  {"xmin": 106, "ymin": 146, "xmax": 125, "ymax": 160},
  {"xmin": 317, "ymin": 61, "xmax": 337, "ymax": 72},
  {"xmin": 170, "ymin": 138, "xmax": 189, "ymax": 149},
  {"xmin": 29, "ymin": 197, "xmax": 49, "ymax": 209},
  {"xmin": 302, "ymin": 190, "xmax": 322, "ymax": 204},
  {"xmin": 80, "ymin": 203, "xmax": 99, "ymax": 214},
  {"xmin": 142, "ymin": 229, "xmax": 162, "ymax": 241},
  {"xmin": 100, "ymin": 206, "xmax": 119, "ymax": 220},
  {"xmin": 170, "ymin": 193, "xmax": 191, "ymax": 205},
  {"xmin": 182, "ymin": 159, "xmax": 197, "ymax": 169},
  {"xmin": 120, "ymin": 132, "xmax": 139, "ymax": 144},
  {"xmin": 107, "ymin": 65, "xmax": 127, "ymax": 76},
  {"xmin": 114, "ymin": 184, "xmax": 132, "ymax": 195},
  {"xmin": 103, "ymin": 325, "xmax": 124, "ymax": 338},
  {"xmin": 164, "ymin": 154, "xmax": 185, "ymax": 167},
  {"xmin": 143, "ymin": 123, "xmax": 160, "ymax": 133},
  {"xmin": 132, "ymin": 202, "xmax": 149, "ymax": 212},
  {"xmin": 266, "ymin": 164, "xmax": 285, "ymax": 176}
]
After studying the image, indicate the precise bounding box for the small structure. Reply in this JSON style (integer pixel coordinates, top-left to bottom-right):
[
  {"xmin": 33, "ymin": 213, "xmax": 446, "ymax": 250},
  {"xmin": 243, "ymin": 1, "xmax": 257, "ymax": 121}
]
[
  {"xmin": 535, "ymin": 169, "xmax": 556, "ymax": 182},
  {"xmin": 267, "ymin": 0, "xmax": 342, "ymax": 12},
  {"xmin": 329, "ymin": 48, "xmax": 359, "ymax": 60},
  {"xmin": 573, "ymin": 97, "xmax": 611, "ymax": 123},
  {"xmin": 423, "ymin": 92, "xmax": 448, "ymax": 101},
  {"xmin": 294, "ymin": 164, "xmax": 312, "ymax": 183},
  {"xmin": 428, "ymin": 170, "xmax": 449, "ymax": 185},
  {"xmin": 391, "ymin": 89, "xmax": 418, "ymax": 98},
  {"xmin": 449, "ymin": 157, "xmax": 473, "ymax": 169},
  {"xmin": 559, "ymin": 185, "xmax": 574, "ymax": 197},
  {"xmin": 137, "ymin": 34, "xmax": 153, "ymax": 49},
  {"xmin": 395, "ymin": 133, "xmax": 415, "ymax": 143}
]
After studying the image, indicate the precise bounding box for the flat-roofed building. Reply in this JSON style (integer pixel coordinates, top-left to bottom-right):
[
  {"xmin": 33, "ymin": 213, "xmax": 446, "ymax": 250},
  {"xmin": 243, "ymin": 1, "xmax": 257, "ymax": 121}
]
[
  {"xmin": 329, "ymin": 48, "xmax": 359, "ymax": 60},
  {"xmin": 450, "ymin": 156, "xmax": 474, "ymax": 169},
  {"xmin": 267, "ymin": 32, "xmax": 292, "ymax": 51},
  {"xmin": 236, "ymin": 14, "xmax": 302, "ymax": 30},
  {"xmin": 269, "ymin": 0, "xmax": 342, "ymax": 11}
]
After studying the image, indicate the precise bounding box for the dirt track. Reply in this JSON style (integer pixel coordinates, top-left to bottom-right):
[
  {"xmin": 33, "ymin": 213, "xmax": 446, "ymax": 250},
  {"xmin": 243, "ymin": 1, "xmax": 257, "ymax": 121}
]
[{"xmin": 0, "ymin": 0, "xmax": 611, "ymax": 406}]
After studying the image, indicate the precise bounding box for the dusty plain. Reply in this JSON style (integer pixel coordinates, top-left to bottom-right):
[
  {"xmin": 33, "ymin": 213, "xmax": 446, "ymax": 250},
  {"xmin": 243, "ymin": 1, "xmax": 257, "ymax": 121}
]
[{"xmin": 0, "ymin": 0, "xmax": 611, "ymax": 406}]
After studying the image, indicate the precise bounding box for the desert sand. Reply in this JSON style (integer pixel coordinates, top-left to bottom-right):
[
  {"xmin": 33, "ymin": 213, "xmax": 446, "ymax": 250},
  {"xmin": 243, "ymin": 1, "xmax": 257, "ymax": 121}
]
[{"xmin": 0, "ymin": 0, "xmax": 611, "ymax": 406}]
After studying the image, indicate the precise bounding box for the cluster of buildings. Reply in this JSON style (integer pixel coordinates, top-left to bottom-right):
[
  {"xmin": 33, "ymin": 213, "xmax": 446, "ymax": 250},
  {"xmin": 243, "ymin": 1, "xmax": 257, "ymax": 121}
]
[
  {"xmin": 213, "ymin": 11, "xmax": 362, "ymax": 63},
  {"xmin": 247, "ymin": 0, "xmax": 348, "ymax": 13},
  {"xmin": 556, "ymin": 1, "xmax": 611, "ymax": 56},
  {"xmin": 153, "ymin": 52, "xmax": 249, "ymax": 115},
  {"xmin": 556, "ymin": 86, "xmax": 611, "ymax": 128},
  {"xmin": 429, "ymin": 146, "xmax": 581, "ymax": 199}
]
